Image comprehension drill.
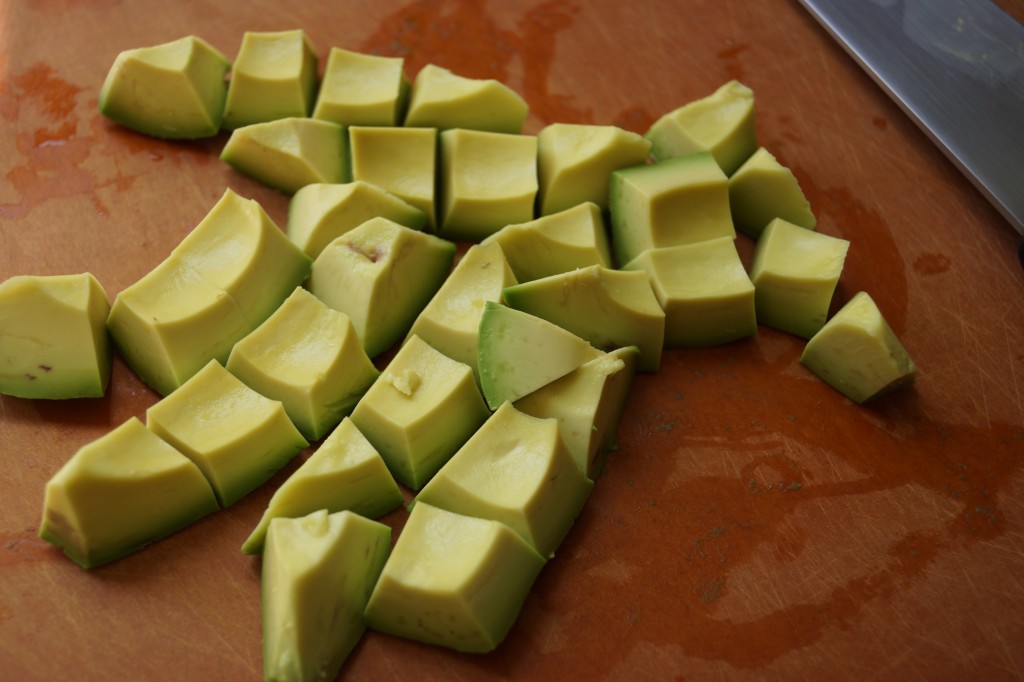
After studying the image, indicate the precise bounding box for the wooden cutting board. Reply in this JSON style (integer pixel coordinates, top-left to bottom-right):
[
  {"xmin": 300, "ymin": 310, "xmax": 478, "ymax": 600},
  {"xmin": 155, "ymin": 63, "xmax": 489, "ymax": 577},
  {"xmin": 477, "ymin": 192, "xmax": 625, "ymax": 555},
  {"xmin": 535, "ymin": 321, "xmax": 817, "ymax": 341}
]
[{"xmin": 2, "ymin": 1, "xmax": 1023, "ymax": 679}]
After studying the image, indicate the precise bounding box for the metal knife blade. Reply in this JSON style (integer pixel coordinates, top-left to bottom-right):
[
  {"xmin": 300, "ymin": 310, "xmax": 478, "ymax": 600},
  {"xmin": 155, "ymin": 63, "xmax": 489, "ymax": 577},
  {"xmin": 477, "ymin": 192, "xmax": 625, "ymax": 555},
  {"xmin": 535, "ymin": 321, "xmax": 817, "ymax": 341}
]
[{"xmin": 797, "ymin": 0, "xmax": 1024, "ymax": 265}]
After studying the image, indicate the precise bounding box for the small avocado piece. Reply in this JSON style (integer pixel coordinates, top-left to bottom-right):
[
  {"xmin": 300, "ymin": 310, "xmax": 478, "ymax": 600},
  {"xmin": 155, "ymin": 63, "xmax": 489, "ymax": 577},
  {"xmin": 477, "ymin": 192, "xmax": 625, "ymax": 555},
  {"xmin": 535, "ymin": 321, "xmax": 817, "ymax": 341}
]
[
  {"xmin": 306, "ymin": 217, "xmax": 456, "ymax": 358},
  {"xmin": 729, "ymin": 147, "xmax": 816, "ymax": 238},
  {"xmin": 287, "ymin": 181, "xmax": 427, "ymax": 260},
  {"xmin": 39, "ymin": 417, "xmax": 218, "ymax": 569},
  {"xmin": 226, "ymin": 288, "xmax": 380, "ymax": 442},
  {"xmin": 221, "ymin": 118, "xmax": 349, "ymax": 195},
  {"xmin": 800, "ymin": 291, "xmax": 917, "ymax": 403},
  {"xmin": 609, "ymin": 152, "xmax": 735, "ymax": 267},
  {"xmin": 406, "ymin": 242, "xmax": 518, "ymax": 377},
  {"xmin": 262, "ymin": 510, "xmax": 390, "ymax": 682},
  {"xmin": 503, "ymin": 265, "xmax": 665, "ymax": 372},
  {"xmin": 146, "ymin": 360, "xmax": 308, "ymax": 507},
  {"xmin": 0, "ymin": 273, "xmax": 111, "ymax": 399},
  {"xmin": 403, "ymin": 64, "xmax": 528, "ymax": 134},
  {"xmin": 350, "ymin": 335, "xmax": 489, "ymax": 490},
  {"xmin": 623, "ymin": 237, "xmax": 757, "ymax": 347},
  {"xmin": 222, "ymin": 30, "xmax": 318, "ymax": 130},
  {"xmin": 364, "ymin": 502, "xmax": 545, "ymax": 653},
  {"xmin": 750, "ymin": 218, "xmax": 850, "ymax": 339},
  {"xmin": 312, "ymin": 48, "xmax": 409, "ymax": 126},
  {"xmin": 515, "ymin": 346, "xmax": 639, "ymax": 478},
  {"xmin": 481, "ymin": 202, "xmax": 612, "ymax": 283},
  {"xmin": 98, "ymin": 35, "xmax": 230, "ymax": 139},
  {"xmin": 439, "ymin": 128, "xmax": 538, "ymax": 242},
  {"xmin": 107, "ymin": 189, "xmax": 311, "ymax": 396},
  {"xmin": 349, "ymin": 126, "xmax": 439, "ymax": 231},
  {"xmin": 645, "ymin": 80, "xmax": 757, "ymax": 175},
  {"xmin": 477, "ymin": 302, "xmax": 603, "ymax": 410},
  {"xmin": 416, "ymin": 402, "xmax": 593, "ymax": 558},
  {"xmin": 537, "ymin": 123, "xmax": 651, "ymax": 215},
  {"xmin": 242, "ymin": 418, "xmax": 402, "ymax": 555}
]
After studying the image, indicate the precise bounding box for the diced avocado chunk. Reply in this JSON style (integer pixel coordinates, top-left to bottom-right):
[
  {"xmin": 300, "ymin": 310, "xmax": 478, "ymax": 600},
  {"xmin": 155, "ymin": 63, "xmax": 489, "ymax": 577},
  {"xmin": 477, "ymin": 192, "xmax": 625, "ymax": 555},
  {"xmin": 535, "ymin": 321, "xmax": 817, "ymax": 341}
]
[
  {"xmin": 287, "ymin": 181, "xmax": 427, "ymax": 260},
  {"xmin": 221, "ymin": 118, "xmax": 349, "ymax": 195},
  {"xmin": 537, "ymin": 123, "xmax": 651, "ymax": 215},
  {"xmin": 800, "ymin": 291, "xmax": 916, "ymax": 403},
  {"xmin": 39, "ymin": 417, "xmax": 218, "ymax": 568},
  {"xmin": 0, "ymin": 273, "xmax": 112, "ymax": 399},
  {"xmin": 222, "ymin": 30, "xmax": 318, "ymax": 129},
  {"xmin": 623, "ymin": 237, "xmax": 757, "ymax": 347},
  {"xmin": 350, "ymin": 335, "xmax": 489, "ymax": 490},
  {"xmin": 729, "ymin": 147, "xmax": 816, "ymax": 238},
  {"xmin": 477, "ymin": 302, "xmax": 603, "ymax": 410},
  {"xmin": 609, "ymin": 152, "xmax": 735, "ymax": 267},
  {"xmin": 242, "ymin": 418, "xmax": 402, "ymax": 555},
  {"xmin": 349, "ymin": 126, "xmax": 439, "ymax": 231},
  {"xmin": 406, "ymin": 241, "xmax": 518, "ymax": 377},
  {"xmin": 439, "ymin": 128, "xmax": 538, "ymax": 242},
  {"xmin": 306, "ymin": 217, "xmax": 456, "ymax": 358},
  {"xmin": 481, "ymin": 202, "xmax": 612, "ymax": 283},
  {"xmin": 645, "ymin": 80, "xmax": 757, "ymax": 175},
  {"xmin": 416, "ymin": 402, "xmax": 593, "ymax": 558},
  {"xmin": 312, "ymin": 48, "xmax": 409, "ymax": 126},
  {"xmin": 262, "ymin": 510, "xmax": 390, "ymax": 682},
  {"xmin": 226, "ymin": 288, "xmax": 380, "ymax": 442},
  {"xmin": 98, "ymin": 35, "xmax": 230, "ymax": 139},
  {"xmin": 404, "ymin": 64, "xmax": 528, "ymax": 134},
  {"xmin": 365, "ymin": 502, "xmax": 545, "ymax": 653},
  {"xmin": 750, "ymin": 218, "xmax": 850, "ymax": 339},
  {"xmin": 503, "ymin": 265, "xmax": 665, "ymax": 372},
  {"xmin": 146, "ymin": 360, "xmax": 308, "ymax": 507}
]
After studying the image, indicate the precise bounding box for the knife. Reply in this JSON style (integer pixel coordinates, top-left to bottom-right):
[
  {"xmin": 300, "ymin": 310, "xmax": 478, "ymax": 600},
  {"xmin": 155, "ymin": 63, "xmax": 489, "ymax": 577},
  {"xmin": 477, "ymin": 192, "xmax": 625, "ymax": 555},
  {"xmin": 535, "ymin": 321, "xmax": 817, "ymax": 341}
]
[{"xmin": 796, "ymin": 0, "xmax": 1024, "ymax": 268}]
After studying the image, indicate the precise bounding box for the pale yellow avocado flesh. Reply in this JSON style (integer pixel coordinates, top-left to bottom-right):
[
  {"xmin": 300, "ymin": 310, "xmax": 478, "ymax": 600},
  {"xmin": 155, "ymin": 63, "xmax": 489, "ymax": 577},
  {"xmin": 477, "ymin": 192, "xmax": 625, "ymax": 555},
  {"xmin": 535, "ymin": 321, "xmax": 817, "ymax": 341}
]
[
  {"xmin": 226, "ymin": 287, "xmax": 380, "ymax": 442},
  {"xmin": 750, "ymin": 218, "xmax": 850, "ymax": 339},
  {"xmin": 222, "ymin": 30, "xmax": 318, "ymax": 129},
  {"xmin": 262, "ymin": 510, "xmax": 390, "ymax": 682},
  {"xmin": 287, "ymin": 181, "xmax": 427, "ymax": 260},
  {"xmin": 312, "ymin": 48, "xmax": 409, "ymax": 126},
  {"xmin": 729, "ymin": 147, "xmax": 816, "ymax": 238},
  {"xmin": 306, "ymin": 217, "xmax": 456, "ymax": 358},
  {"xmin": 405, "ymin": 241, "xmax": 518, "ymax": 377},
  {"xmin": 350, "ymin": 335, "xmax": 489, "ymax": 490},
  {"xmin": 416, "ymin": 402, "xmax": 593, "ymax": 558},
  {"xmin": 39, "ymin": 417, "xmax": 218, "ymax": 569},
  {"xmin": 537, "ymin": 123, "xmax": 651, "ymax": 215},
  {"xmin": 0, "ymin": 273, "xmax": 112, "ymax": 399},
  {"xmin": 364, "ymin": 502, "xmax": 545, "ymax": 653},
  {"xmin": 242, "ymin": 418, "xmax": 402, "ymax": 554},
  {"xmin": 404, "ymin": 64, "xmax": 528, "ymax": 134},
  {"xmin": 221, "ymin": 117, "xmax": 349, "ymax": 195},
  {"xmin": 503, "ymin": 265, "xmax": 666, "ymax": 372},
  {"xmin": 645, "ymin": 80, "xmax": 757, "ymax": 175},
  {"xmin": 800, "ymin": 291, "xmax": 916, "ymax": 403},
  {"xmin": 349, "ymin": 126, "xmax": 439, "ymax": 231},
  {"xmin": 439, "ymin": 128, "xmax": 538, "ymax": 242},
  {"xmin": 107, "ymin": 189, "xmax": 311, "ymax": 396},
  {"xmin": 515, "ymin": 346, "xmax": 639, "ymax": 478},
  {"xmin": 146, "ymin": 360, "xmax": 308, "ymax": 507},
  {"xmin": 98, "ymin": 35, "xmax": 230, "ymax": 139},
  {"xmin": 477, "ymin": 302, "xmax": 603, "ymax": 410},
  {"xmin": 482, "ymin": 202, "xmax": 612, "ymax": 283},
  {"xmin": 609, "ymin": 151, "xmax": 735, "ymax": 267},
  {"xmin": 624, "ymin": 237, "xmax": 757, "ymax": 348}
]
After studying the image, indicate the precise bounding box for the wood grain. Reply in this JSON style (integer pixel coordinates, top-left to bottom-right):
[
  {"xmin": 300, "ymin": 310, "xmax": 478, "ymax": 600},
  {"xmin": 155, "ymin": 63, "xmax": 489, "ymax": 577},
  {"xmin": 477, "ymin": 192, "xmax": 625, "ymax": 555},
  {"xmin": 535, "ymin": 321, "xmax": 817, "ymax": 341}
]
[{"xmin": 2, "ymin": 1, "xmax": 1023, "ymax": 680}]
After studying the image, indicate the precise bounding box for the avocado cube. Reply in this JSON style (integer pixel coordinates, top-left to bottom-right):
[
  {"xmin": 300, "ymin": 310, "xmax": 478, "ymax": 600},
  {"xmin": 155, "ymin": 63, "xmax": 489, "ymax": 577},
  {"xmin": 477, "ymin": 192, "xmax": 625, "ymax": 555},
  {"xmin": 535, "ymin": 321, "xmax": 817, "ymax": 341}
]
[
  {"xmin": 729, "ymin": 147, "xmax": 816, "ymax": 238},
  {"xmin": 222, "ymin": 30, "xmax": 318, "ymax": 129},
  {"xmin": 404, "ymin": 64, "xmax": 528, "ymax": 134},
  {"xmin": 313, "ymin": 48, "xmax": 409, "ymax": 126}
]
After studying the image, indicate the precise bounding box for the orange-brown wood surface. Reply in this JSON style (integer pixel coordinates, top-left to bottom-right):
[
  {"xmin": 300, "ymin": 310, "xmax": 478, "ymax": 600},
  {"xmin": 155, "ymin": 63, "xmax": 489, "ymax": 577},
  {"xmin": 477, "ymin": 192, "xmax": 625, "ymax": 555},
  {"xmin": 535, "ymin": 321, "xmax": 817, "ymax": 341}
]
[{"xmin": 2, "ymin": 1, "xmax": 1023, "ymax": 680}]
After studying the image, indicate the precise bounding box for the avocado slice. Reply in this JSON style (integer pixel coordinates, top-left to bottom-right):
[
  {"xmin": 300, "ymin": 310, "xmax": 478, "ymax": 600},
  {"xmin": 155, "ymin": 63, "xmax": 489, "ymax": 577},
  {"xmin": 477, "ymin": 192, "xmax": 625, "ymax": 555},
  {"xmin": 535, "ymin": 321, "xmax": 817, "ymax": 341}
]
[
  {"xmin": 222, "ymin": 30, "xmax": 318, "ymax": 129},
  {"xmin": 39, "ymin": 417, "xmax": 218, "ymax": 568},
  {"xmin": 313, "ymin": 48, "xmax": 409, "ymax": 126},
  {"xmin": 729, "ymin": 147, "xmax": 816, "ymax": 238},
  {"xmin": 262, "ymin": 510, "xmax": 390, "ymax": 681},
  {"xmin": 404, "ymin": 63, "xmax": 528, "ymax": 134},
  {"xmin": 349, "ymin": 126, "xmax": 439, "ymax": 232},
  {"xmin": 0, "ymin": 273, "xmax": 111, "ymax": 399},
  {"xmin": 98, "ymin": 35, "xmax": 230, "ymax": 139}
]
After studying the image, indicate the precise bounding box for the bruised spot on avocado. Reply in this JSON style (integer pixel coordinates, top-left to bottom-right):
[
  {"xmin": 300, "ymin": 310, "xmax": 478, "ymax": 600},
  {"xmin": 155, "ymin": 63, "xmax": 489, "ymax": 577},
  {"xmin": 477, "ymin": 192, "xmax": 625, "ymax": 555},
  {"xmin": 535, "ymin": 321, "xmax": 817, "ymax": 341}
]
[
  {"xmin": 39, "ymin": 364, "xmax": 53, "ymax": 372},
  {"xmin": 347, "ymin": 243, "xmax": 384, "ymax": 263},
  {"xmin": 25, "ymin": 373, "xmax": 37, "ymax": 381}
]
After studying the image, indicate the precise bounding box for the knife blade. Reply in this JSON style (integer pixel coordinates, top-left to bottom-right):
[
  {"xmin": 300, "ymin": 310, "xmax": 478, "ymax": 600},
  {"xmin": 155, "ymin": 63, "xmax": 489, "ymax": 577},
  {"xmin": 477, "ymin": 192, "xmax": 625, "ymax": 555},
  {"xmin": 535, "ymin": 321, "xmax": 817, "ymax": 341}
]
[{"xmin": 797, "ymin": 0, "xmax": 1024, "ymax": 267}]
